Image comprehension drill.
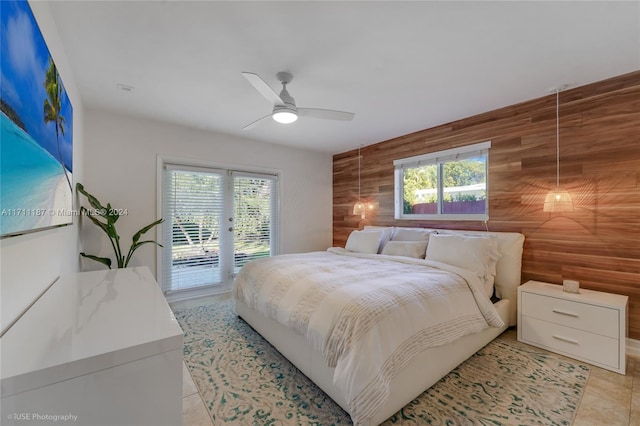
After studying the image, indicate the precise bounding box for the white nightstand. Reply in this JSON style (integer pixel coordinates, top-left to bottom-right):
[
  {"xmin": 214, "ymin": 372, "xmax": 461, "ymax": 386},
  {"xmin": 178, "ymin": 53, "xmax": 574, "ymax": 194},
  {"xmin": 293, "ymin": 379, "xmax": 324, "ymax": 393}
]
[{"xmin": 518, "ymin": 280, "xmax": 628, "ymax": 374}]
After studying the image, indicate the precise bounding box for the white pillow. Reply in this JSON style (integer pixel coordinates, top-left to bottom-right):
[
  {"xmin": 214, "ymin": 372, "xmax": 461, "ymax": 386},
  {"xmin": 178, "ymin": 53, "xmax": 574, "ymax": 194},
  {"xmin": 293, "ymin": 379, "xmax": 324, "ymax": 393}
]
[
  {"xmin": 391, "ymin": 228, "xmax": 433, "ymax": 242},
  {"xmin": 425, "ymin": 234, "xmax": 501, "ymax": 297},
  {"xmin": 345, "ymin": 230, "xmax": 384, "ymax": 254},
  {"xmin": 479, "ymin": 236, "xmax": 501, "ymax": 288},
  {"xmin": 364, "ymin": 226, "xmax": 394, "ymax": 253},
  {"xmin": 381, "ymin": 241, "xmax": 428, "ymax": 259}
]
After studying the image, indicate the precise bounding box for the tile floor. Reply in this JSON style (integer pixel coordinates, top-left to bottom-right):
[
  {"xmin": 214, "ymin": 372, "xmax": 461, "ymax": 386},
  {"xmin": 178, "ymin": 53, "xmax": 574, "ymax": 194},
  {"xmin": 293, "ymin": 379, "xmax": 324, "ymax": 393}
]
[{"xmin": 172, "ymin": 294, "xmax": 640, "ymax": 426}]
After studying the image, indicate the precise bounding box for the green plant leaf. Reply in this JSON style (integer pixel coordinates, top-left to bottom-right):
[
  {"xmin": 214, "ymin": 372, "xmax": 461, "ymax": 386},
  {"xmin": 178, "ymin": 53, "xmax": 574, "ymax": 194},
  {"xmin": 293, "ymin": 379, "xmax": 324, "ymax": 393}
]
[
  {"xmin": 132, "ymin": 218, "xmax": 164, "ymax": 244},
  {"xmin": 80, "ymin": 252, "xmax": 112, "ymax": 269},
  {"xmin": 81, "ymin": 206, "xmax": 111, "ymax": 235},
  {"xmin": 132, "ymin": 240, "xmax": 163, "ymax": 251},
  {"xmin": 78, "ymin": 183, "xmax": 163, "ymax": 269},
  {"xmin": 105, "ymin": 224, "xmax": 119, "ymax": 240},
  {"xmin": 124, "ymin": 240, "xmax": 163, "ymax": 268},
  {"xmin": 76, "ymin": 183, "xmax": 107, "ymax": 212},
  {"xmin": 80, "ymin": 205, "xmax": 121, "ymax": 267},
  {"xmin": 104, "ymin": 203, "xmax": 120, "ymax": 224}
]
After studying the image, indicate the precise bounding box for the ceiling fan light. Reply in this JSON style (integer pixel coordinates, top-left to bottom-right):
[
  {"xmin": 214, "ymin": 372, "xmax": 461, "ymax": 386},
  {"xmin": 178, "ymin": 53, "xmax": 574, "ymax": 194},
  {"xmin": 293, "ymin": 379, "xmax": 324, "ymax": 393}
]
[{"xmin": 272, "ymin": 110, "xmax": 298, "ymax": 124}]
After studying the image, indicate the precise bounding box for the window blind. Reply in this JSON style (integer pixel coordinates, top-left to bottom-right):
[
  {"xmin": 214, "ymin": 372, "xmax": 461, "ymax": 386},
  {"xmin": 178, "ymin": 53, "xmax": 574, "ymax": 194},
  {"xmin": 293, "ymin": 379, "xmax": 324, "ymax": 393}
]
[
  {"xmin": 393, "ymin": 141, "xmax": 491, "ymax": 170},
  {"xmin": 232, "ymin": 172, "xmax": 279, "ymax": 273},
  {"xmin": 161, "ymin": 164, "xmax": 279, "ymax": 294},
  {"xmin": 163, "ymin": 166, "xmax": 224, "ymax": 293}
]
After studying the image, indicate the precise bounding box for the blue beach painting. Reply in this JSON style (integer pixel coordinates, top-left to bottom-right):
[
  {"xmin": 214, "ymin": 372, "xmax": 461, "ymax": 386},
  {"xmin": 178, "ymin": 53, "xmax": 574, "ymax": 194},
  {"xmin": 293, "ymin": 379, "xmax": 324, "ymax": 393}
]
[{"xmin": 1, "ymin": 0, "xmax": 73, "ymax": 237}]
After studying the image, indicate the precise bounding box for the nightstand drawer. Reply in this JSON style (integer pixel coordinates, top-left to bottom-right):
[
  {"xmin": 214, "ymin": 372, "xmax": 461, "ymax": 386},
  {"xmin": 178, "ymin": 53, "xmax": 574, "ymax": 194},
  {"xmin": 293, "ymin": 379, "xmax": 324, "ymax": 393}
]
[
  {"xmin": 520, "ymin": 291, "xmax": 619, "ymax": 338},
  {"xmin": 521, "ymin": 316, "xmax": 619, "ymax": 369}
]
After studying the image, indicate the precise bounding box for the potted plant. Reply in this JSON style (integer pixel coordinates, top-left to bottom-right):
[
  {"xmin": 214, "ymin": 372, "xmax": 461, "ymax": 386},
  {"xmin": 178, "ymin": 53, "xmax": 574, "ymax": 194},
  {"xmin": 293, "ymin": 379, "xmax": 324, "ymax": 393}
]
[{"xmin": 77, "ymin": 183, "xmax": 163, "ymax": 269}]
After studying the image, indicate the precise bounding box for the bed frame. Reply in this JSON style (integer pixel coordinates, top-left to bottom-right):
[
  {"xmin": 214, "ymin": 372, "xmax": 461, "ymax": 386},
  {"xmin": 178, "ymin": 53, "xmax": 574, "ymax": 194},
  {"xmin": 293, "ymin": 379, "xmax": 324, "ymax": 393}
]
[{"xmin": 235, "ymin": 229, "xmax": 525, "ymax": 425}]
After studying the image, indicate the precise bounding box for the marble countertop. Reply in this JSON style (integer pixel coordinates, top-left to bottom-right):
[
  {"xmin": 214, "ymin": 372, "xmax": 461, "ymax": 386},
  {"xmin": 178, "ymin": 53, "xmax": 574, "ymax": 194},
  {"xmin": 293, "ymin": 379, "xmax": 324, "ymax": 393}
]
[{"xmin": 1, "ymin": 266, "xmax": 183, "ymax": 397}]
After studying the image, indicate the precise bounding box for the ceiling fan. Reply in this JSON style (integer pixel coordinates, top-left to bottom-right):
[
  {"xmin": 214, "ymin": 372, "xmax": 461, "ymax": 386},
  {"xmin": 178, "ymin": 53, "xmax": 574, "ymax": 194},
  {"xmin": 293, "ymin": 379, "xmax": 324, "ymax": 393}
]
[{"xmin": 241, "ymin": 71, "xmax": 355, "ymax": 130}]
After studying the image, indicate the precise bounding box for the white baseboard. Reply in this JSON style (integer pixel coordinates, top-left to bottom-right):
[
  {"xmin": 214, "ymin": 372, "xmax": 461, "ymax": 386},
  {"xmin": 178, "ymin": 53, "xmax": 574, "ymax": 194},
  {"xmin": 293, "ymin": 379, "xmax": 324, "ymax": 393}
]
[
  {"xmin": 627, "ymin": 338, "xmax": 640, "ymax": 357},
  {"xmin": 165, "ymin": 285, "xmax": 231, "ymax": 303}
]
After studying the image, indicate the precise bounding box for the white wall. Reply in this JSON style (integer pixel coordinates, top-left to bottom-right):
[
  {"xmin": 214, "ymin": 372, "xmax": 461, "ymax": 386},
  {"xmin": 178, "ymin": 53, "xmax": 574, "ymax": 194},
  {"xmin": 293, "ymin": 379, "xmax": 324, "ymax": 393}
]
[
  {"xmin": 81, "ymin": 109, "xmax": 332, "ymax": 284},
  {"xmin": 1, "ymin": 2, "xmax": 84, "ymax": 333}
]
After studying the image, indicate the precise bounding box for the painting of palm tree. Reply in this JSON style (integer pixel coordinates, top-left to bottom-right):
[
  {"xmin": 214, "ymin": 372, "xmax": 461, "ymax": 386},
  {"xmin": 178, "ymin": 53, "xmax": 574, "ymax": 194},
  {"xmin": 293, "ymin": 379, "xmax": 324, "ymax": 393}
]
[
  {"xmin": 0, "ymin": 0, "xmax": 73, "ymax": 237},
  {"xmin": 43, "ymin": 58, "xmax": 71, "ymax": 191}
]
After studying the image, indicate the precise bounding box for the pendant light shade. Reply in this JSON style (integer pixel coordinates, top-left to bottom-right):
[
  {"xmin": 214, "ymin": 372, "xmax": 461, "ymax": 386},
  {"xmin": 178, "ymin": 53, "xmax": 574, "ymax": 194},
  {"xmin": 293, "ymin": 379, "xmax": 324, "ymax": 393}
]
[
  {"xmin": 543, "ymin": 86, "xmax": 574, "ymax": 213},
  {"xmin": 353, "ymin": 201, "xmax": 366, "ymax": 217},
  {"xmin": 543, "ymin": 188, "xmax": 574, "ymax": 212},
  {"xmin": 353, "ymin": 146, "xmax": 365, "ymax": 219}
]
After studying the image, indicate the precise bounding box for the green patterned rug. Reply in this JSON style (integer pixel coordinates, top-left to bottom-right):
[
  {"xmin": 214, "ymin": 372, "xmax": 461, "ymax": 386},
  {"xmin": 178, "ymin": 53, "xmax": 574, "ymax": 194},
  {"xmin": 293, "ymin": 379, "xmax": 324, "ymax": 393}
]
[{"xmin": 174, "ymin": 300, "xmax": 590, "ymax": 425}]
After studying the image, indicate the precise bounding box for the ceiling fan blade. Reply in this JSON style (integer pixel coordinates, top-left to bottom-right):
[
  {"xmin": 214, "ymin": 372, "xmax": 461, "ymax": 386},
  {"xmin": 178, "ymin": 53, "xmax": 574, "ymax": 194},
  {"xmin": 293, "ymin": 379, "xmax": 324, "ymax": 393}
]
[
  {"xmin": 242, "ymin": 113, "xmax": 272, "ymax": 131},
  {"xmin": 242, "ymin": 72, "xmax": 284, "ymax": 105},
  {"xmin": 297, "ymin": 108, "xmax": 355, "ymax": 121}
]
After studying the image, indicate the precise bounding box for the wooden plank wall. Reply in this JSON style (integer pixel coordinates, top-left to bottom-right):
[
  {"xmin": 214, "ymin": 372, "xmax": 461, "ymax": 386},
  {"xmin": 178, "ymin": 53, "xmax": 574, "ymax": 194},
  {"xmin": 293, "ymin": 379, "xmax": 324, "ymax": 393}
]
[{"xmin": 333, "ymin": 71, "xmax": 640, "ymax": 338}]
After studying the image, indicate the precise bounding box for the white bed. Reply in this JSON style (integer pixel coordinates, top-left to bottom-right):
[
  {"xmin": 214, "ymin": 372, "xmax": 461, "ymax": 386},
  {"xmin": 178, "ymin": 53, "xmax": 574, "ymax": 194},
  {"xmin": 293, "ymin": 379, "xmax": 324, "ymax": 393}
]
[{"xmin": 234, "ymin": 228, "xmax": 524, "ymax": 426}]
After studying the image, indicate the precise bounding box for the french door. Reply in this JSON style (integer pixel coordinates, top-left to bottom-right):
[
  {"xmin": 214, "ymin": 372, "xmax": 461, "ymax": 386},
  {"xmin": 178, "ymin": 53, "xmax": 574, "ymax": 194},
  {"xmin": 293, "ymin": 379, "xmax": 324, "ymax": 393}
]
[{"xmin": 162, "ymin": 164, "xmax": 278, "ymax": 296}]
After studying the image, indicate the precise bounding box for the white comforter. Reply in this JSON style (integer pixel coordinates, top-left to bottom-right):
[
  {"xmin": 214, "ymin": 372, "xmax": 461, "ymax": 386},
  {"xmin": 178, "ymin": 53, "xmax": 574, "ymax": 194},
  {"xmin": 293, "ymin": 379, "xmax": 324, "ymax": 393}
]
[{"xmin": 233, "ymin": 248, "xmax": 504, "ymax": 426}]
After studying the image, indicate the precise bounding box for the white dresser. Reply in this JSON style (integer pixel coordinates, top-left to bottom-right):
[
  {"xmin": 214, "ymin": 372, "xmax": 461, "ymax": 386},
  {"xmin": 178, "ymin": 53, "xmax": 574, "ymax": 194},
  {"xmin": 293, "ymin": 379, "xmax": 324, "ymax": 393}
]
[
  {"xmin": 1, "ymin": 267, "xmax": 184, "ymax": 425},
  {"xmin": 518, "ymin": 280, "xmax": 628, "ymax": 374}
]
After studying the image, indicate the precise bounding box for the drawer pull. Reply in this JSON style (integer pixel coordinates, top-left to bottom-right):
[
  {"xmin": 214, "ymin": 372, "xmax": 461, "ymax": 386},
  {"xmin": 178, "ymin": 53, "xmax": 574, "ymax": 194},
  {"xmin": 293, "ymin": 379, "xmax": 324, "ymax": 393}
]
[
  {"xmin": 552, "ymin": 309, "xmax": 578, "ymax": 318},
  {"xmin": 552, "ymin": 335, "xmax": 579, "ymax": 345}
]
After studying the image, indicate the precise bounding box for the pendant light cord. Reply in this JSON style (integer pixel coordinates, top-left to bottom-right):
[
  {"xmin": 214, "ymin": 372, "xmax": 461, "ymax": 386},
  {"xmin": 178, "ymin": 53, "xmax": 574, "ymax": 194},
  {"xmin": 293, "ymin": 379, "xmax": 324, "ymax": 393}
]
[
  {"xmin": 358, "ymin": 146, "xmax": 361, "ymax": 200},
  {"xmin": 556, "ymin": 88, "xmax": 560, "ymax": 188}
]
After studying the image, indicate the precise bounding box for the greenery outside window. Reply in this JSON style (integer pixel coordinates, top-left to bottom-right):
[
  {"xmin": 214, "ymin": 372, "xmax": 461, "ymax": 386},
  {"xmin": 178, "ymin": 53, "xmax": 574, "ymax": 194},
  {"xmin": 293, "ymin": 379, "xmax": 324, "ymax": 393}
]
[
  {"xmin": 161, "ymin": 163, "xmax": 279, "ymax": 297},
  {"xmin": 394, "ymin": 141, "xmax": 491, "ymax": 221}
]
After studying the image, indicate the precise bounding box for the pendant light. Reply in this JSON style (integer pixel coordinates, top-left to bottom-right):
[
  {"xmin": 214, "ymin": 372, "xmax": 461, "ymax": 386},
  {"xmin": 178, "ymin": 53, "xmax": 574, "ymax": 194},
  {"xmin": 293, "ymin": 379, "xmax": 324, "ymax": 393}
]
[
  {"xmin": 353, "ymin": 146, "xmax": 366, "ymax": 219},
  {"xmin": 543, "ymin": 85, "xmax": 574, "ymax": 213}
]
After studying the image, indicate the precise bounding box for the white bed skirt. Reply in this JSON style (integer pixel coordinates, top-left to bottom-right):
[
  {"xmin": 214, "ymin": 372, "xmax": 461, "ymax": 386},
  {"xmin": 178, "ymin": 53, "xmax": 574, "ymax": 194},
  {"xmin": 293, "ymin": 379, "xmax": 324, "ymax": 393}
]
[{"xmin": 235, "ymin": 298, "xmax": 510, "ymax": 426}]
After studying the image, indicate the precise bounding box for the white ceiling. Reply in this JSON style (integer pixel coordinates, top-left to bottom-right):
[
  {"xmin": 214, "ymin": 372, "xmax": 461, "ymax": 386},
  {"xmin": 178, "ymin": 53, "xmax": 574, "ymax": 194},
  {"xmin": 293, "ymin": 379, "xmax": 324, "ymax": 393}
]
[{"xmin": 49, "ymin": 1, "xmax": 639, "ymax": 155}]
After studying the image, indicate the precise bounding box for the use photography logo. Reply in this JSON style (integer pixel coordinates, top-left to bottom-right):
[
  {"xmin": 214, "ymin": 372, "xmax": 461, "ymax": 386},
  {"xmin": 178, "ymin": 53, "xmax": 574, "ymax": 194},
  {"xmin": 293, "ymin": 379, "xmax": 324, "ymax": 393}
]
[{"xmin": 7, "ymin": 412, "xmax": 78, "ymax": 423}]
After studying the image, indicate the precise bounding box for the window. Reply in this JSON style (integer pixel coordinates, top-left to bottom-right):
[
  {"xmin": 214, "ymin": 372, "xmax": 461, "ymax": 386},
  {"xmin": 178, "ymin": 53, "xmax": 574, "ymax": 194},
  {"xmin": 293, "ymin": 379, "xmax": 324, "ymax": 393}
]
[
  {"xmin": 161, "ymin": 163, "xmax": 279, "ymax": 296},
  {"xmin": 394, "ymin": 141, "xmax": 490, "ymax": 221},
  {"xmin": 232, "ymin": 172, "xmax": 278, "ymax": 272},
  {"xmin": 164, "ymin": 166, "xmax": 224, "ymax": 293}
]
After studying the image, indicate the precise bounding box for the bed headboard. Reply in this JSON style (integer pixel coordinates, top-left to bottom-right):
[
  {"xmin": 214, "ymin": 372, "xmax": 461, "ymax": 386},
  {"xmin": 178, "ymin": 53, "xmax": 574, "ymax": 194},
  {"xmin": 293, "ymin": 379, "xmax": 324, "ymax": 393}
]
[{"xmin": 365, "ymin": 226, "xmax": 525, "ymax": 326}]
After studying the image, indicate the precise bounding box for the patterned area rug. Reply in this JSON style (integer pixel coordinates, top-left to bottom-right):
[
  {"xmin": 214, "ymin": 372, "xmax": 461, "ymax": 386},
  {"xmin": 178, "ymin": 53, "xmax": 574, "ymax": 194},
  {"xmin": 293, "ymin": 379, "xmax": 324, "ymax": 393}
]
[{"xmin": 174, "ymin": 300, "xmax": 590, "ymax": 425}]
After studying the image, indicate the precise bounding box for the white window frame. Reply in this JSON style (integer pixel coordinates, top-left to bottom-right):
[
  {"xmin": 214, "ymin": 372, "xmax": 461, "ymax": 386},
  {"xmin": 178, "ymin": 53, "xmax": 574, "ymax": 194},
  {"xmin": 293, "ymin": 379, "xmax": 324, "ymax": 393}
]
[
  {"xmin": 393, "ymin": 141, "xmax": 491, "ymax": 221},
  {"xmin": 156, "ymin": 156, "xmax": 281, "ymax": 301}
]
